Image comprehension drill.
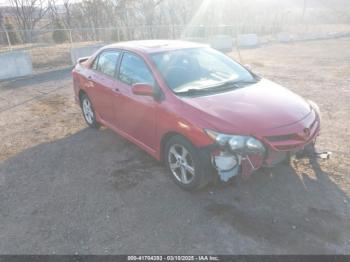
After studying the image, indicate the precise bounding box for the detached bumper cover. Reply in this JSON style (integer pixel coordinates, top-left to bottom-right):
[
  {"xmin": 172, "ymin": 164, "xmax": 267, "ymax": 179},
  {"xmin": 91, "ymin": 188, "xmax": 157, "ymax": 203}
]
[{"xmin": 207, "ymin": 110, "xmax": 321, "ymax": 181}]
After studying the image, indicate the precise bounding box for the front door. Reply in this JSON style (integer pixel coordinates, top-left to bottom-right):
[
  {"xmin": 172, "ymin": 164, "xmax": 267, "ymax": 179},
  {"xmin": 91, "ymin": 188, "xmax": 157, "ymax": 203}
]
[{"xmin": 114, "ymin": 51, "xmax": 157, "ymax": 150}]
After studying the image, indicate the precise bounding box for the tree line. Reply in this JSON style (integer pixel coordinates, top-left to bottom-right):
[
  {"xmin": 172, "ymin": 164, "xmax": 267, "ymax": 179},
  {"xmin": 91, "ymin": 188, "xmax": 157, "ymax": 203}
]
[{"xmin": 0, "ymin": 0, "xmax": 349, "ymax": 45}]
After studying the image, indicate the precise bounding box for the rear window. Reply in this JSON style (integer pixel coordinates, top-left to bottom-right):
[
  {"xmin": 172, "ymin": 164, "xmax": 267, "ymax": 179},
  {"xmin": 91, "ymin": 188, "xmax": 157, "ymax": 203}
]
[{"xmin": 92, "ymin": 51, "xmax": 120, "ymax": 77}]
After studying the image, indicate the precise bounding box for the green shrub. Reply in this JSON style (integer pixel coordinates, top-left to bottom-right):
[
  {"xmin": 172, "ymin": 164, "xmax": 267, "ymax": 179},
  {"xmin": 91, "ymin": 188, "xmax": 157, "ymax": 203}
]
[{"xmin": 52, "ymin": 21, "xmax": 68, "ymax": 44}]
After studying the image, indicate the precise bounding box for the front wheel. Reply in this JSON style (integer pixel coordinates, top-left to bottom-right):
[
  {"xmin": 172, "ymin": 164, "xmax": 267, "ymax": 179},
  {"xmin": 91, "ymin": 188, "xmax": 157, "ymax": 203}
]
[
  {"xmin": 164, "ymin": 135, "xmax": 210, "ymax": 190},
  {"xmin": 80, "ymin": 94, "xmax": 100, "ymax": 129}
]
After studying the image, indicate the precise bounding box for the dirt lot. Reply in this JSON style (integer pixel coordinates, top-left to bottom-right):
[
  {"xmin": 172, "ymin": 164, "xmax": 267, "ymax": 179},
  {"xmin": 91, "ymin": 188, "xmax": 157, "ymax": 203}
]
[{"xmin": 0, "ymin": 38, "xmax": 349, "ymax": 254}]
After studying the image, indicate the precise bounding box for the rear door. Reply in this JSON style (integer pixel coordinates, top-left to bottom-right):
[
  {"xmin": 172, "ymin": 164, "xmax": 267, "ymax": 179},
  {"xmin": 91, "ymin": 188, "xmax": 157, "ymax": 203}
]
[
  {"xmin": 86, "ymin": 50, "xmax": 121, "ymax": 125},
  {"xmin": 114, "ymin": 51, "xmax": 157, "ymax": 149}
]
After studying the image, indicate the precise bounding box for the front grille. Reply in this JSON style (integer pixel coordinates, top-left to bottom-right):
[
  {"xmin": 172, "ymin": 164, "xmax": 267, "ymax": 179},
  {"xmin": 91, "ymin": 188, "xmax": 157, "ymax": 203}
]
[
  {"xmin": 266, "ymin": 134, "xmax": 294, "ymax": 142},
  {"xmin": 274, "ymin": 144, "xmax": 301, "ymax": 150},
  {"xmin": 266, "ymin": 118, "xmax": 318, "ymax": 143},
  {"xmin": 263, "ymin": 117, "xmax": 319, "ymax": 151}
]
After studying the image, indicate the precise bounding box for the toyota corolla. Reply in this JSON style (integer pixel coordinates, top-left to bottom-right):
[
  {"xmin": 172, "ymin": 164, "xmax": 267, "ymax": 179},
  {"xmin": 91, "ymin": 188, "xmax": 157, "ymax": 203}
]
[{"xmin": 72, "ymin": 40, "xmax": 321, "ymax": 190}]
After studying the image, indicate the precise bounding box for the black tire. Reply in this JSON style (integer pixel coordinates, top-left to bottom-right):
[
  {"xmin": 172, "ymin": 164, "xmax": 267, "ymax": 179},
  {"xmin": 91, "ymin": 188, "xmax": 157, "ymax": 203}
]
[
  {"xmin": 80, "ymin": 93, "xmax": 100, "ymax": 129},
  {"xmin": 164, "ymin": 135, "xmax": 210, "ymax": 191}
]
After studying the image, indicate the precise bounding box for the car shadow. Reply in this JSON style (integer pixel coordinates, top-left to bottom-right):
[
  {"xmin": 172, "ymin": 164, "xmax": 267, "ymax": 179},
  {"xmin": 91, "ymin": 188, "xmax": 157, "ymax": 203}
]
[
  {"xmin": 202, "ymin": 155, "xmax": 350, "ymax": 253},
  {"xmin": 0, "ymin": 128, "xmax": 348, "ymax": 254}
]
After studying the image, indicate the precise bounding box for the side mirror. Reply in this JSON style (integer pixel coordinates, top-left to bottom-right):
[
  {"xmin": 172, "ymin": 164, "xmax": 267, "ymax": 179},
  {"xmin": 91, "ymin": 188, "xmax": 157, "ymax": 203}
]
[
  {"xmin": 77, "ymin": 56, "xmax": 89, "ymax": 64},
  {"xmin": 132, "ymin": 83, "xmax": 154, "ymax": 97}
]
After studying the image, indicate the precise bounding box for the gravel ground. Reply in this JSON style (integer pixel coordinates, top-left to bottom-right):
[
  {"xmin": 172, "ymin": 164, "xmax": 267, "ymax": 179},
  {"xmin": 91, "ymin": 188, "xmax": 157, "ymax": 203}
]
[{"xmin": 0, "ymin": 38, "xmax": 349, "ymax": 254}]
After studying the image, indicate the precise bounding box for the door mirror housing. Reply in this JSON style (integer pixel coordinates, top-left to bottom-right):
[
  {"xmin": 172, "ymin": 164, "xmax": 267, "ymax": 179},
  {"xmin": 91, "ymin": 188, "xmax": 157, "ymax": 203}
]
[
  {"xmin": 77, "ymin": 56, "xmax": 89, "ymax": 64},
  {"xmin": 132, "ymin": 83, "xmax": 154, "ymax": 97}
]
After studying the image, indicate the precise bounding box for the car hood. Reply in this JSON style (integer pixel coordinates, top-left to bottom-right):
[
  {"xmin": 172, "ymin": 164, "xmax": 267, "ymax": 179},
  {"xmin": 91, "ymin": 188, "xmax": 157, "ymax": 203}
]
[{"xmin": 179, "ymin": 78, "xmax": 312, "ymax": 135}]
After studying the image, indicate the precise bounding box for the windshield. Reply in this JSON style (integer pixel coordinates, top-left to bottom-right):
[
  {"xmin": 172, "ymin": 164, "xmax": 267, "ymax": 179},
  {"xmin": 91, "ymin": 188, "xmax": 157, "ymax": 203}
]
[{"xmin": 151, "ymin": 47, "xmax": 257, "ymax": 95}]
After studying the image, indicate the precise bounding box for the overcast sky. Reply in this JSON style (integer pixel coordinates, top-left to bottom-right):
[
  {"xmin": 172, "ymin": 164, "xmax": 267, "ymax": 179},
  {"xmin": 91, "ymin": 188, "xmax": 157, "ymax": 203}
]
[
  {"xmin": 0, "ymin": 0, "xmax": 82, "ymax": 6},
  {"xmin": 0, "ymin": 0, "xmax": 348, "ymax": 8}
]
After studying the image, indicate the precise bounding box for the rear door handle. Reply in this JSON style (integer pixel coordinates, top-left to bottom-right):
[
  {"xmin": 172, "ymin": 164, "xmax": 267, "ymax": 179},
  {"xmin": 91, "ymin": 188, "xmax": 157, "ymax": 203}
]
[
  {"xmin": 87, "ymin": 75, "xmax": 93, "ymax": 80},
  {"xmin": 113, "ymin": 88, "xmax": 120, "ymax": 93}
]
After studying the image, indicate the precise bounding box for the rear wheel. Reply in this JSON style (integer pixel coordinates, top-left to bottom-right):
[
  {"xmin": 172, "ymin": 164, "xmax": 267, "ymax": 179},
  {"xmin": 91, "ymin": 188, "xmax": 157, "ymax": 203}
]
[
  {"xmin": 80, "ymin": 94, "xmax": 100, "ymax": 129},
  {"xmin": 164, "ymin": 135, "xmax": 210, "ymax": 190}
]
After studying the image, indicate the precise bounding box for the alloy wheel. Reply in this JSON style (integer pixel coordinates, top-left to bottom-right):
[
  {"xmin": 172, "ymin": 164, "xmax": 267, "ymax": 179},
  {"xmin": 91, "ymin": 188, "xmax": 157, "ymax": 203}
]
[
  {"xmin": 168, "ymin": 144, "xmax": 195, "ymax": 184},
  {"xmin": 82, "ymin": 98, "xmax": 94, "ymax": 124}
]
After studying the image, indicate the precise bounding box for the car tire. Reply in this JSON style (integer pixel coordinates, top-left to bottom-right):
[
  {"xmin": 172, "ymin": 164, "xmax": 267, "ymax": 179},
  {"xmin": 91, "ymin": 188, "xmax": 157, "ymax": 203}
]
[
  {"xmin": 80, "ymin": 93, "xmax": 100, "ymax": 129},
  {"xmin": 164, "ymin": 135, "xmax": 210, "ymax": 191}
]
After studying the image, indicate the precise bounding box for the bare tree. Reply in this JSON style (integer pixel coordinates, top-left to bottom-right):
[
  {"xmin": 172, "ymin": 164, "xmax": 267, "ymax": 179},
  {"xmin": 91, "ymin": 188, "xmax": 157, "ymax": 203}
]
[
  {"xmin": 9, "ymin": 0, "xmax": 49, "ymax": 42},
  {"xmin": 134, "ymin": 0, "xmax": 164, "ymax": 38},
  {"xmin": 47, "ymin": 0, "xmax": 73, "ymax": 29},
  {"xmin": 63, "ymin": 0, "xmax": 72, "ymax": 29}
]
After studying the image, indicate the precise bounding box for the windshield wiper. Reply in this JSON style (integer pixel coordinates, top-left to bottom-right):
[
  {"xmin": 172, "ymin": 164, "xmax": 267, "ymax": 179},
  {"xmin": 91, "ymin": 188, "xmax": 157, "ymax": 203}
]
[
  {"xmin": 174, "ymin": 79, "xmax": 259, "ymax": 96},
  {"xmin": 231, "ymin": 80, "xmax": 258, "ymax": 85},
  {"xmin": 175, "ymin": 88, "xmax": 212, "ymax": 95},
  {"xmin": 209, "ymin": 78, "xmax": 258, "ymax": 88},
  {"xmin": 175, "ymin": 85, "xmax": 237, "ymax": 96}
]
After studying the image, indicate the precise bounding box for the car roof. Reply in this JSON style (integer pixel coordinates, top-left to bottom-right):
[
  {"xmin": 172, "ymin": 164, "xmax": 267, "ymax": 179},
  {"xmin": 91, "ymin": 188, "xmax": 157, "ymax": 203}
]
[{"xmin": 103, "ymin": 40, "xmax": 208, "ymax": 54}]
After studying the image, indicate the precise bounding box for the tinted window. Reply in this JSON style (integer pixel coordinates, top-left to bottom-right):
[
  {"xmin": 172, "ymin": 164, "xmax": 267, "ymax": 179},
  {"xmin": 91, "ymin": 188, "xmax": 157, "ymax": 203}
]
[
  {"xmin": 119, "ymin": 52, "xmax": 155, "ymax": 86},
  {"xmin": 94, "ymin": 51, "xmax": 120, "ymax": 77}
]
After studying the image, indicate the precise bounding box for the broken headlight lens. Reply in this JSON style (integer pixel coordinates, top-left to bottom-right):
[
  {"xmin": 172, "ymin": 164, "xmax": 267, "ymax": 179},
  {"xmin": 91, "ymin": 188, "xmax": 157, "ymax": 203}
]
[
  {"xmin": 228, "ymin": 136, "xmax": 246, "ymax": 151},
  {"xmin": 204, "ymin": 129, "xmax": 231, "ymax": 146},
  {"xmin": 245, "ymin": 137, "xmax": 266, "ymax": 155},
  {"xmin": 204, "ymin": 129, "xmax": 266, "ymax": 155}
]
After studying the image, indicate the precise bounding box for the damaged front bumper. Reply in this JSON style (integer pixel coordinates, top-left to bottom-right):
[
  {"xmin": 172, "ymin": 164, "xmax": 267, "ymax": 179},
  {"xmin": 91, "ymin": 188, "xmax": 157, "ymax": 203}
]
[
  {"xmin": 209, "ymin": 111, "xmax": 322, "ymax": 182},
  {"xmin": 212, "ymin": 150, "xmax": 264, "ymax": 182},
  {"xmin": 211, "ymin": 144, "xmax": 309, "ymax": 182}
]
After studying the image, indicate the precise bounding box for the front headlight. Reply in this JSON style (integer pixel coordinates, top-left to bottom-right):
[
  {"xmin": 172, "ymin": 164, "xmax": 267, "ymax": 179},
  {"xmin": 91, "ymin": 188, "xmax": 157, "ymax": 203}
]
[
  {"xmin": 245, "ymin": 137, "xmax": 266, "ymax": 155},
  {"xmin": 204, "ymin": 129, "xmax": 231, "ymax": 146},
  {"xmin": 204, "ymin": 129, "xmax": 266, "ymax": 155},
  {"xmin": 307, "ymin": 99, "xmax": 321, "ymax": 119},
  {"xmin": 228, "ymin": 136, "xmax": 246, "ymax": 151}
]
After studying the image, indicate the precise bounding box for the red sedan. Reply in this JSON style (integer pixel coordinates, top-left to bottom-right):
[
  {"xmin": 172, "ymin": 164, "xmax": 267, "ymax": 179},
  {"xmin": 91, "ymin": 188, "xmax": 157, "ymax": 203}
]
[{"xmin": 72, "ymin": 40, "xmax": 321, "ymax": 190}]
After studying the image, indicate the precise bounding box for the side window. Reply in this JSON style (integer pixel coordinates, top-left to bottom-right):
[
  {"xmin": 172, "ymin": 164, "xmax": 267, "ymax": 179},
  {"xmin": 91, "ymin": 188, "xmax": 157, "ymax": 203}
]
[
  {"xmin": 94, "ymin": 51, "xmax": 120, "ymax": 77},
  {"xmin": 119, "ymin": 52, "xmax": 155, "ymax": 86}
]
